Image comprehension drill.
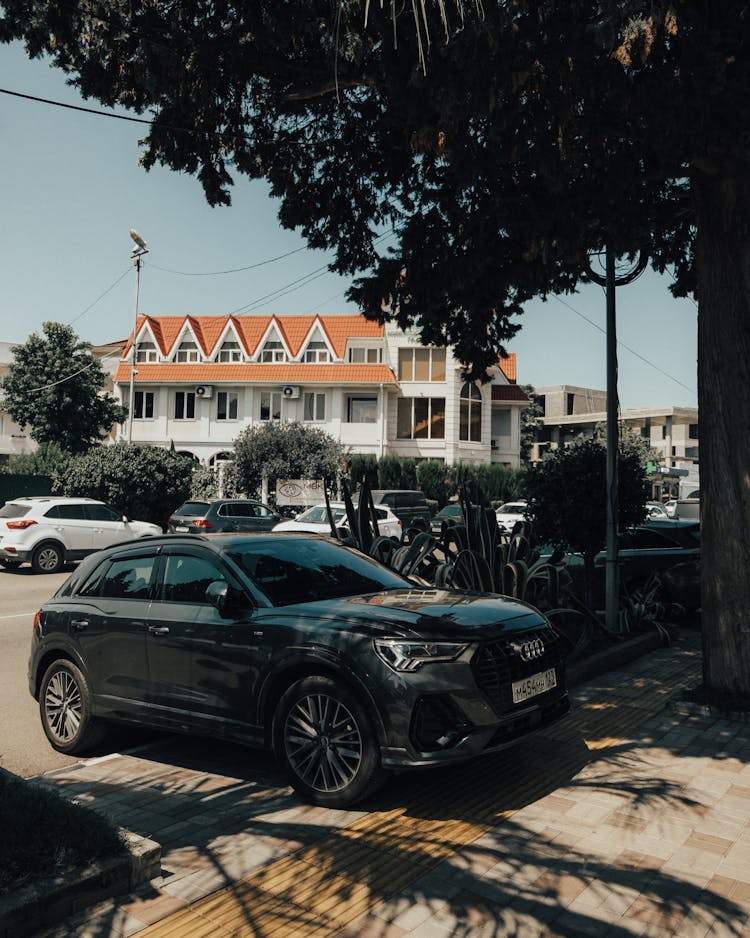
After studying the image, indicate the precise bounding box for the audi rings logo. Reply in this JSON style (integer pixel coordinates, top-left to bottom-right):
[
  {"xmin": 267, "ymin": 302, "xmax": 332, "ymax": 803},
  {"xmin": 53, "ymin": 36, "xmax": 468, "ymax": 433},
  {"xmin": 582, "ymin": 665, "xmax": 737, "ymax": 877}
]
[{"xmin": 516, "ymin": 638, "xmax": 545, "ymax": 662}]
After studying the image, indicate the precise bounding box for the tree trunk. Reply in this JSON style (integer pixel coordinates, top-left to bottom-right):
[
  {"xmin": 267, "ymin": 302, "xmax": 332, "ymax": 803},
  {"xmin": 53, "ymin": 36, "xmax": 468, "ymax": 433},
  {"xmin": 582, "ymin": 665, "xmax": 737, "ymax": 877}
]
[{"xmin": 693, "ymin": 170, "xmax": 750, "ymax": 703}]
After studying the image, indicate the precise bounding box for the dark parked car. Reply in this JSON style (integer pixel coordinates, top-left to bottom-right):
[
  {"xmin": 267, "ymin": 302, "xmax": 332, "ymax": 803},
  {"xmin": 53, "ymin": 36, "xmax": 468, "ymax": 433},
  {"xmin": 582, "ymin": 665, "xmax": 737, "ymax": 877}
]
[
  {"xmin": 369, "ymin": 490, "xmax": 432, "ymax": 531},
  {"xmin": 29, "ymin": 533, "xmax": 570, "ymax": 807},
  {"xmin": 563, "ymin": 520, "xmax": 701, "ymax": 609},
  {"xmin": 430, "ymin": 504, "xmax": 464, "ymax": 535},
  {"xmin": 167, "ymin": 499, "xmax": 281, "ymax": 533}
]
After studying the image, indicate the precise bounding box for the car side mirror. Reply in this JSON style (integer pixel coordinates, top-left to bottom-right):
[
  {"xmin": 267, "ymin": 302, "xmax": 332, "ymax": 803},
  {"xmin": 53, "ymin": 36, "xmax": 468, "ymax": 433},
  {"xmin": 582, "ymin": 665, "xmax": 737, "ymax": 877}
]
[{"xmin": 206, "ymin": 580, "xmax": 253, "ymax": 617}]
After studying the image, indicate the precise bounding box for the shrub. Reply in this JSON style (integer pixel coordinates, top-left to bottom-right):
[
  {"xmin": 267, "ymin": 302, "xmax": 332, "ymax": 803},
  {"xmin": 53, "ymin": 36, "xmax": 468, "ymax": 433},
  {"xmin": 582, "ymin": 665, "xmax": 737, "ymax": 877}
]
[
  {"xmin": 416, "ymin": 460, "xmax": 450, "ymax": 506},
  {"xmin": 56, "ymin": 443, "xmax": 195, "ymax": 529}
]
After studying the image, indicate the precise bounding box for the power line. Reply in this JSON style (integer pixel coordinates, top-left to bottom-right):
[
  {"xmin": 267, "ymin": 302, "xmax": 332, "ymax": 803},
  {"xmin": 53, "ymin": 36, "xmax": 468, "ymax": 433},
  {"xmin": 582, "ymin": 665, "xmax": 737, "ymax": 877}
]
[
  {"xmin": 68, "ymin": 266, "xmax": 131, "ymax": 326},
  {"xmin": 150, "ymin": 245, "xmax": 308, "ymax": 277},
  {"xmin": 551, "ymin": 294, "xmax": 696, "ymax": 395}
]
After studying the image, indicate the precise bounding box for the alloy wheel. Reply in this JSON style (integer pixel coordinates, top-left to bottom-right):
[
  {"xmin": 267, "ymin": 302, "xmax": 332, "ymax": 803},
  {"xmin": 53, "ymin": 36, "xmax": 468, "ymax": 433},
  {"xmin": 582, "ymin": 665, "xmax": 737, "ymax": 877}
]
[
  {"xmin": 284, "ymin": 693, "xmax": 363, "ymax": 792},
  {"xmin": 37, "ymin": 547, "xmax": 61, "ymax": 572},
  {"xmin": 44, "ymin": 669, "xmax": 82, "ymax": 743}
]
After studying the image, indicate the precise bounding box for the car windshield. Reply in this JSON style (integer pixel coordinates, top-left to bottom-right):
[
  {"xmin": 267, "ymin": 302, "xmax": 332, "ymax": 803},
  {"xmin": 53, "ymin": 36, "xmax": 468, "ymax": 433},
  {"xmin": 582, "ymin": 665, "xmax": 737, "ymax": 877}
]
[
  {"xmin": 225, "ymin": 537, "xmax": 410, "ymax": 606},
  {"xmin": 437, "ymin": 506, "xmax": 462, "ymax": 518},
  {"xmin": 0, "ymin": 503, "xmax": 31, "ymax": 518},
  {"xmin": 295, "ymin": 505, "xmax": 347, "ymax": 524},
  {"xmin": 173, "ymin": 502, "xmax": 210, "ymax": 517},
  {"xmin": 498, "ymin": 503, "xmax": 525, "ymax": 513}
]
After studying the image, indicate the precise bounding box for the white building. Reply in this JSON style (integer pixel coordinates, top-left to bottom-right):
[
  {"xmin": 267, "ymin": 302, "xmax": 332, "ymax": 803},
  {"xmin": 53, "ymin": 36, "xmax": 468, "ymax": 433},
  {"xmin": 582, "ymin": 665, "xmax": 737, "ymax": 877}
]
[
  {"xmin": 0, "ymin": 341, "xmax": 35, "ymax": 464},
  {"xmin": 112, "ymin": 314, "xmax": 529, "ymax": 467}
]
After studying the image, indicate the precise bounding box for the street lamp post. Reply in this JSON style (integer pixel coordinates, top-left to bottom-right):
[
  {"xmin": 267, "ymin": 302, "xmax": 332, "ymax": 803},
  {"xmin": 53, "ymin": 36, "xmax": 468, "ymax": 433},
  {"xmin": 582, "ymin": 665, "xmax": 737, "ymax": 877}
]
[{"xmin": 127, "ymin": 229, "xmax": 148, "ymax": 444}]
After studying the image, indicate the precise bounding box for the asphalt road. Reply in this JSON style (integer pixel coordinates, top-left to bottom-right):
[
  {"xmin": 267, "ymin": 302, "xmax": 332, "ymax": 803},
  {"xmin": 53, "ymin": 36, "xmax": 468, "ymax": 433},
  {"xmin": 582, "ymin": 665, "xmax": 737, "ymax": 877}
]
[{"xmin": 0, "ymin": 565, "xmax": 88, "ymax": 778}]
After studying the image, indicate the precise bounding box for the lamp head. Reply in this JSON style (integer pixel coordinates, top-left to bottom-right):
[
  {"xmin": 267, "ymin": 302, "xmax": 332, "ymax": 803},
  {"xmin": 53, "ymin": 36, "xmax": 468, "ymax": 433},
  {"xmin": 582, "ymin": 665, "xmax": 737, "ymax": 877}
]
[{"xmin": 129, "ymin": 229, "xmax": 147, "ymax": 251}]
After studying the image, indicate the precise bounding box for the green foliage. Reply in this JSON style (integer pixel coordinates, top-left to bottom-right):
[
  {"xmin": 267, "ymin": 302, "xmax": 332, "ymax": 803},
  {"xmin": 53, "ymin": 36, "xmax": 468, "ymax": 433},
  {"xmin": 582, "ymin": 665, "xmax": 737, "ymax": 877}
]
[
  {"xmin": 0, "ymin": 442, "xmax": 71, "ymax": 483},
  {"xmin": 450, "ymin": 463, "xmax": 524, "ymax": 505},
  {"xmin": 348, "ymin": 454, "xmax": 378, "ymax": 489},
  {"xmin": 416, "ymin": 460, "xmax": 450, "ymax": 506},
  {"xmin": 56, "ymin": 444, "xmax": 195, "ymax": 529},
  {"xmin": 0, "ymin": 772, "xmax": 125, "ymax": 895},
  {"xmin": 234, "ymin": 422, "xmax": 345, "ymax": 498},
  {"xmin": 0, "ymin": 323, "xmax": 126, "ymax": 453},
  {"xmin": 190, "ymin": 464, "xmax": 220, "ymax": 500},
  {"xmin": 524, "ymin": 439, "xmax": 649, "ymax": 559},
  {"xmin": 376, "ymin": 455, "xmax": 403, "ymax": 490}
]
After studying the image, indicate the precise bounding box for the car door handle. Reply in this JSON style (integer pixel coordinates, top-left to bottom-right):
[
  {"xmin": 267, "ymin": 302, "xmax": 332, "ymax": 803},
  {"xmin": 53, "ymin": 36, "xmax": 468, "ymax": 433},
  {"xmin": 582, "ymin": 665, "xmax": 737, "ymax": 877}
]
[
  {"xmin": 71, "ymin": 619, "xmax": 88, "ymax": 631},
  {"xmin": 148, "ymin": 626, "xmax": 170, "ymax": 636}
]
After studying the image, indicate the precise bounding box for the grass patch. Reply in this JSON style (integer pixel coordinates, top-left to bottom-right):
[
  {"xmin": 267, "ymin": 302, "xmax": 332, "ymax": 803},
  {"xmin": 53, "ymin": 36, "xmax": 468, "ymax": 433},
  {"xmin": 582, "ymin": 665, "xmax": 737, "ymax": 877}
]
[{"xmin": 0, "ymin": 771, "xmax": 126, "ymax": 895}]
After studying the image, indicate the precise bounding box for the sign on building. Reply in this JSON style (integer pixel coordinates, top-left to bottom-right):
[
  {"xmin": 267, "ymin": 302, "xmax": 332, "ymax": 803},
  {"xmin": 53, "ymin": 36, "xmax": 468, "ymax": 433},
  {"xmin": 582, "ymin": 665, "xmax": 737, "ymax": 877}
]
[{"xmin": 275, "ymin": 479, "xmax": 326, "ymax": 506}]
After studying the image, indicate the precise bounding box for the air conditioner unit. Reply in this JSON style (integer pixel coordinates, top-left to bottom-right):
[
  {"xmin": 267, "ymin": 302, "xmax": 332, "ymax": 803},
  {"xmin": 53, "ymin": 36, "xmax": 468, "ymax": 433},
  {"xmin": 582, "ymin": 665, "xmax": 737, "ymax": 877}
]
[
  {"xmin": 195, "ymin": 385, "xmax": 213, "ymax": 398},
  {"xmin": 282, "ymin": 385, "xmax": 300, "ymax": 399}
]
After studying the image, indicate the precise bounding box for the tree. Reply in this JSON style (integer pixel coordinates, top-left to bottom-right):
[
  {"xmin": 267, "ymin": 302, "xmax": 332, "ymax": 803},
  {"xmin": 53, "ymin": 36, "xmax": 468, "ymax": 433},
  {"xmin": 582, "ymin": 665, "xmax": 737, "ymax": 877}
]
[
  {"xmin": 0, "ymin": 442, "xmax": 71, "ymax": 482},
  {"xmin": 233, "ymin": 422, "xmax": 345, "ymax": 499},
  {"xmin": 524, "ymin": 439, "xmax": 650, "ymax": 610},
  {"xmin": 2, "ymin": 4, "xmax": 746, "ymax": 698},
  {"xmin": 1, "ymin": 322, "xmax": 125, "ymax": 453},
  {"xmin": 57, "ymin": 443, "xmax": 195, "ymax": 529}
]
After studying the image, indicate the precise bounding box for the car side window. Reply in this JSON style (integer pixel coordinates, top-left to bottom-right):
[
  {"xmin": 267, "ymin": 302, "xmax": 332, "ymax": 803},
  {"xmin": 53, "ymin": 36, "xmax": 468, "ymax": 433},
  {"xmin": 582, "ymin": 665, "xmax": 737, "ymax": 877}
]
[
  {"xmin": 231, "ymin": 503, "xmax": 257, "ymax": 518},
  {"xmin": 85, "ymin": 504, "xmax": 121, "ymax": 522},
  {"xmin": 160, "ymin": 553, "xmax": 228, "ymax": 604},
  {"xmin": 256, "ymin": 505, "xmax": 274, "ymax": 518},
  {"xmin": 620, "ymin": 530, "xmax": 673, "ymax": 550},
  {"xmin": 80, "ymin": 555, "xmax": 156, "ymax": 599},
  {"xmin": 45, "ymin": 505, "xmax": 88, "ymax": 520}
]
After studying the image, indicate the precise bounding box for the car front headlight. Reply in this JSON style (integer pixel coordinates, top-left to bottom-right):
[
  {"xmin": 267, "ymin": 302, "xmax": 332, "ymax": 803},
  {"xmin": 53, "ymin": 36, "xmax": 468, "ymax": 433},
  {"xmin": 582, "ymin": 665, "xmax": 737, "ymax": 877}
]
[{"xmin": 373, "ymin": 639, "xmax": 470, "ymax": 672}]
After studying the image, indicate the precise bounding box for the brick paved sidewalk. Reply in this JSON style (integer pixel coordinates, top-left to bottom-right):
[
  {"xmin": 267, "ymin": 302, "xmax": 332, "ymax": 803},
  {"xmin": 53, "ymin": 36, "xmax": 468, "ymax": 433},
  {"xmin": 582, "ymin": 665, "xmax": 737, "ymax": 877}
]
[{"xmin": 35, "ymin": 630, "xmax": 750, "ymax": 938}]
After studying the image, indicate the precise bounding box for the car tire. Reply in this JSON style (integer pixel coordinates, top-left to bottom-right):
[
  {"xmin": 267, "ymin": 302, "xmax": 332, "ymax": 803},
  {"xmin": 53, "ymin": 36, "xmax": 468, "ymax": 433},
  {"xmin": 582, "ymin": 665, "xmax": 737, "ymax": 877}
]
[
  {"xmin": 273, "ymin": 675, "xmax": 387, "ymax": 808},
  {"xmin": 0, "ymin": 559, "xmax": 22, "ymax": 569},
  {"xmin": 39, "ymin": 660, "xmax": 105, "ymax": 754},
  {"xmin": 31, "ymin": 542, "xmax": 65, "ymax": 574}
]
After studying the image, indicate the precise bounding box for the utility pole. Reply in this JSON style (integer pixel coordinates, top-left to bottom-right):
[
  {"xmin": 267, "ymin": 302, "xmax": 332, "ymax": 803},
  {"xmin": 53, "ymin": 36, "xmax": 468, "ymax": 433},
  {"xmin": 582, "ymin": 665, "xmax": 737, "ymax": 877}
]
[{"xmin": 127, "ymin": 230, "xmax": 148, "ymax": 444}]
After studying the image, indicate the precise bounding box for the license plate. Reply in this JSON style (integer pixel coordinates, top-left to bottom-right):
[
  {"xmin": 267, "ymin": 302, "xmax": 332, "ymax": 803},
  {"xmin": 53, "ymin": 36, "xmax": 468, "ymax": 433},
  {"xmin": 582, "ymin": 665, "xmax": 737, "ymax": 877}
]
[
  {"xmin": 512, "ymin": 668, "xmax": 557, "ymax": 704},
  {"xmin": 175, "ymin": 525, "xmax": 189, "ymax": 532}
]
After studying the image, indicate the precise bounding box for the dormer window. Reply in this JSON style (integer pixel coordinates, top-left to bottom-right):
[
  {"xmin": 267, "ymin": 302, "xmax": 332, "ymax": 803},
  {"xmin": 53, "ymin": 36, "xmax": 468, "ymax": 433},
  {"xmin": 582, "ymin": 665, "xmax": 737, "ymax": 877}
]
[
  {"xmin": 176, "ymin": 340, "xmax": 200, "ymax": 363},
  {"xmin": 260, "ymin": 340, "xmax": 287, "ymax": 362},
  {"xmin": 218, "ymin": 340, "xmax": 242, "ymax": 362},
  {"xmin": 303, "ymin": 341, "xmax": 331, "ymax": 363},
  {"xmin": 135, "ymin": 341, "xmax": 158, "ymax": 363},
  {"xmin": 349, "ymin": 347, "xmax": 382, "ymax": 363}
]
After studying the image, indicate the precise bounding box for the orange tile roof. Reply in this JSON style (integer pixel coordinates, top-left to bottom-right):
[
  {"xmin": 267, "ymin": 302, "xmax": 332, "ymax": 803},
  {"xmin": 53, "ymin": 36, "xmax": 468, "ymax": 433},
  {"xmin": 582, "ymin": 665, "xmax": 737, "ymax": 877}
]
[
  {"xmin": 124, "ymin": 314, "xmax": 385, "ymax": 360},
  {"xmin": 114, "ymin": 362, "xmax": 398, "ymax": 386},
  {"xmin": 499, "ymin": 353, "xmax": 517, "ymax": 382}
]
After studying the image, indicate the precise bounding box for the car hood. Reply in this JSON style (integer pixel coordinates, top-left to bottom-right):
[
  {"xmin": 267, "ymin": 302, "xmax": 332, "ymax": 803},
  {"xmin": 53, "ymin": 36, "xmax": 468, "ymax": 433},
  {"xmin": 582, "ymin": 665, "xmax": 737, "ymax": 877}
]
[
  {"xmin": 277, "ymin": 588, "xmax": 547, "ymax": 639},
  {"xmin": 128, "ymin": 520, "xmax": 163, "ymax": 535}
]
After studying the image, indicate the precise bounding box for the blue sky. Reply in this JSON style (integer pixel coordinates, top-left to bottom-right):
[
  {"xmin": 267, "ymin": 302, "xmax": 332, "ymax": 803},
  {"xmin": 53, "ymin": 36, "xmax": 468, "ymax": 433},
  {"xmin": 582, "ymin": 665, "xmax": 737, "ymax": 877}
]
[{"xmin": 1, "ymin": 40, "xmax": 697, "ymax": 409}]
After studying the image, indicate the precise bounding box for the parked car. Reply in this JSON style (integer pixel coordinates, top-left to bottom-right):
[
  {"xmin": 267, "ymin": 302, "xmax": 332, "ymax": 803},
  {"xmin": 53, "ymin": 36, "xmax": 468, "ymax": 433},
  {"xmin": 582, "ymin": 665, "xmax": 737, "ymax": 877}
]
[
  {"xmin": 430, "ymin": 504, "xmax": 464, "ymax": 535},
  {"xmin": 272, "ymin": 502, "xmax": 402, "ymax": 540},
  {"xmin": 167, "ymin": 499, "xmax": 282, "ymax": 534},
  {"xmin": 646, "ymin": 501, "xmax": 672, "ymax": 520},
  {"xmin": 495, "ymin": 500, "xmax": 528, "ymax": 533},
  {"xmin": 0, "ymin": 496, "xmax": 162, "ymax": 574},
  {"xmin": 368, "ymin": 490, "xmax": 432, "ymax": 531},
  {"xmin": 29, "ymin": 533, "xmax": 570, "ymax": 807},
  {"xmin": 562, "ymin": 520, "xmax": 701, "ymax": 610}
]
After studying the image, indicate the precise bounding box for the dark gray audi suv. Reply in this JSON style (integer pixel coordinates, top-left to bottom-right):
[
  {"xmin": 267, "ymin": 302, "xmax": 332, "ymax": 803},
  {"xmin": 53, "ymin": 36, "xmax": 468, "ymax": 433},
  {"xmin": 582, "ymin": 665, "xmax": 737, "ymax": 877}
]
[{"xmin": 29, "ymin": 533, "xmax": 570, "ymax": 807}]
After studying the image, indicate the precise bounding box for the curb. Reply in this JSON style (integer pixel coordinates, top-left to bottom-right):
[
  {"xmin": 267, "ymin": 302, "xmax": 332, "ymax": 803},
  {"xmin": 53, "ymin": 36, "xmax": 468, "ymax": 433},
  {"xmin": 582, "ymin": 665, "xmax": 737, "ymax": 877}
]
[
  {"xmin": 0, "ymin": 829, "xmax": 160, "ymax": 938},
  {"xmin": 567, "ymin": 628, "xmax": 669, "ymax": 688}
]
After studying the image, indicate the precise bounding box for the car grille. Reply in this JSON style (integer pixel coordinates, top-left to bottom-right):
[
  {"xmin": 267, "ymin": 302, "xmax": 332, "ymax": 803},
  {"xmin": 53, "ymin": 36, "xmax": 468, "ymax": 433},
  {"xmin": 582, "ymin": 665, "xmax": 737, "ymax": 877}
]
[{"xmin": 472, "ymin": 627, "xmax": 564, "ymax": 715}]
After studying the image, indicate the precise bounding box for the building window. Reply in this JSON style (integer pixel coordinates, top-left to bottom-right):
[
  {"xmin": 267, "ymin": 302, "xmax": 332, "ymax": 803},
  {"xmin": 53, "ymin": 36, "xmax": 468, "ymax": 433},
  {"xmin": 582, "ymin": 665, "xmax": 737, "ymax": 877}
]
[
  {"xmin": 260, "ymin": 391, "xmax": 281, "ymax": 421},
  {"xmin": 689, "ymin": 423, "xmax": 699, "ymax": 440},
  {"xmin": 566, "ymin": 393, "xmax": 575, "ymax": 415},
  {"xmin": 303, "ymin": 392, "xmax": 326, "ymax": 421},
  {"xmin": 349, "ymin": 347, "xmax": 382, "ymax": 363},
  {"xmin": 133, "ymin": 390, "xmax": 154, "ymax": 419},
  {"xmin": 135, "ymin": 341, "xmax": 158, "ymax": 363},
  {"xmin": 537, "ymin": 395, "xmax": 546, "ymax": 416},
  {"xmin": 217, "ymin": 341, "xmax": 242, "ymax": 362},
  {"xmin": 397, "ymin": 398, "xmax": 446, "ymax": 439},
  {"xmin": 174, "ymin": 391, "xmax": 196, "ymax": 420},
  {"xmin": 398, "ymin": 347, "xmax": 446, "ymax": 382},
  {"xmin": 346, "ymin": 397, "xmax": 377, "ymax": 423},
  {"xmin": 259, "ymin": 340, "xmax": 287, "ymax": 362},
  {"xmin": 459, "ymin": 382, "xmax": 482, "ymax": 442},
  {"xmin": 303, "ymin": 341, "xmax": 331, "ymax": 363},
  {"xmin": 216, "ymin": 391, "xmax": 239, "ymax": 420},
  {"xmin": 175, "ymin": 340, "xmax": 200, "ymax": 363}
]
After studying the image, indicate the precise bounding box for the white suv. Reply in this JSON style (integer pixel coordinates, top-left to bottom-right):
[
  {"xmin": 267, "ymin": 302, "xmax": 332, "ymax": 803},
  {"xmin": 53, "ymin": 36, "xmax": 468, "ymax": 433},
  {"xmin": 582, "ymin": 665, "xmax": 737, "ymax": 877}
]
[{"xmin": 0, "ymin": 497, "xmax": 162, "ymax": 574}]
